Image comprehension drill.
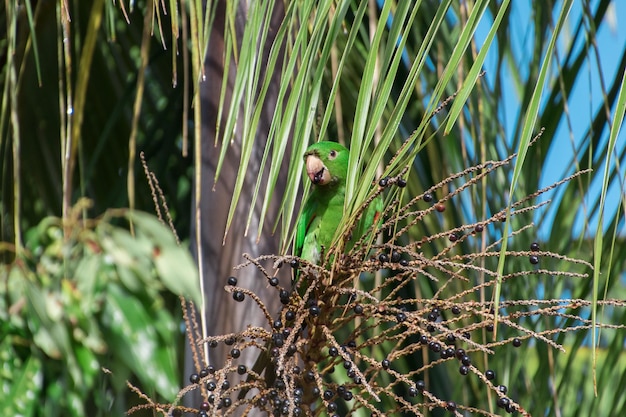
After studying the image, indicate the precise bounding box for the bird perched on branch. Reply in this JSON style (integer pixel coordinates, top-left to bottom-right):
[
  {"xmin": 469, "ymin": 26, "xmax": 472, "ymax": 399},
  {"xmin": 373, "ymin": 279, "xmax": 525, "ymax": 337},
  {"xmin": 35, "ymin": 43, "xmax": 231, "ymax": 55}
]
[
  {"xmin": 240, "ymin": 141, "xmax": 382, "ymax": 399},
  {"xmin": 295, "ymin": 141, "xmax": 382, "ymax": 273}
]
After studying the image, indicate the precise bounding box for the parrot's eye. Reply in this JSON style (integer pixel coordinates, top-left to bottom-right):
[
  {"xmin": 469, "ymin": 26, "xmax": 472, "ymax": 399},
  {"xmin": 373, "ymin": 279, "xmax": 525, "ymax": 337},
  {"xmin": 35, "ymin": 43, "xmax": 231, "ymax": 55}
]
[{"xmin": 328, "ymin": 150, "xmax": 337, "ymax": 159}]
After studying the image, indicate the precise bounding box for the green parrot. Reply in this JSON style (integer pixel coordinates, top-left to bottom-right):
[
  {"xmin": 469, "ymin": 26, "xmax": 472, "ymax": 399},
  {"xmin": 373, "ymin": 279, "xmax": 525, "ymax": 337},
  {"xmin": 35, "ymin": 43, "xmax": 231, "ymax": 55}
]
[
  {"xmin": 239, "ymin": 141, "xmax": 381, "ymax": 399},
  {"xmin": 295, "ymin": 140, "xmax": 382, "ymax": 270}
]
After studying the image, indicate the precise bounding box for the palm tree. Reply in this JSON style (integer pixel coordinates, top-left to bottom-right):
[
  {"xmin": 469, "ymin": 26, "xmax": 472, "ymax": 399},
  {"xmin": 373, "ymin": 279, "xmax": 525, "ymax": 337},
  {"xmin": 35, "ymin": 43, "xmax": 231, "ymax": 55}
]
[{"xmin": 1, "ymin": 1, "xmax": 624, "ymax": 416}]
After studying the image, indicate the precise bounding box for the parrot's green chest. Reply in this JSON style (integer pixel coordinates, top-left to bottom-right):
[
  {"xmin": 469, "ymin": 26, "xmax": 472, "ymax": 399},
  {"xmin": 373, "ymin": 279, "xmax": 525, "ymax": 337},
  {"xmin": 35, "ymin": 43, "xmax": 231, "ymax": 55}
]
[{"xmin": 299, "ymin": 190, "xmax": 345, "ymax": 265}]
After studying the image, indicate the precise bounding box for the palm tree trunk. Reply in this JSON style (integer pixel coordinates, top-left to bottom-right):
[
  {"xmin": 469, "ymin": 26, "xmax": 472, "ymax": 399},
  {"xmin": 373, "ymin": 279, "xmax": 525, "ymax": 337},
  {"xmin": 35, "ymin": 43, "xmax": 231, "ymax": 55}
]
[{"xmin": 185, "ymin": 0, "xmax": 289, "ymax": 406}]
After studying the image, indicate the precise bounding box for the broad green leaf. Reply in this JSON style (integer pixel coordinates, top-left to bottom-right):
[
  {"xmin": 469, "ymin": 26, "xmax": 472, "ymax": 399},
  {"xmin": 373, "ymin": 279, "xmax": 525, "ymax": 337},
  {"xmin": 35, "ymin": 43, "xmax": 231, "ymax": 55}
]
[
  {"xmin": 102, "ymin": 285, "xmax": 179, "ymax": 400},
  {"xmin": 0, "ymin": 348, "xmax": 41, "ymax": 417}
]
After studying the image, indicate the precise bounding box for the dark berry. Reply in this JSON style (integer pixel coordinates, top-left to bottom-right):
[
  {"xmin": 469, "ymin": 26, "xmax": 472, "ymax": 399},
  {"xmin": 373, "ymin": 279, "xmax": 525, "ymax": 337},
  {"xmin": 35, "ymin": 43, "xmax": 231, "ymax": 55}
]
[
  {"xmin": 530, "ymin": 242, "xmax": 540, "ymax": 251},
  {"xmin": 309, "ymin": 305, "xmax": 321, "ymax": 316},
  {"xmin": 207, "ymin": 394, "xmax": 215, "ymax": 404},
  {"xmin": 408, "ymin": 387, "xmax": 418, "ymax": 397},
  {"xmin": 461, "ymin": 355, "xmax": 471, "ymax": 366},
  {"xmin": 311, "ymin": 387, "xmax": 320, "ymax": 397},
  {"xmin": 426, "ymin": 324, "xmax": 435, "ymax": 333},
  {"xmin": 449, "ymin": 233, "xmax": 458, "ymax": 242},
  {"xmin": 343, "ymin": 360, "xmax": 352, "ymax": 369},
  {"xmin": 323, "ymin": 389, "xmax": 334, "ymax": 400},
  {"xmin": 446, "ymin": 401, "xmax": 457, "ymax": 411},
  {"xmin": 446, "ymin": 334, "xmax": 456, "ymax": 343},
  {"xmin": 230, "ymin": 348, "xmax": 241, "ymax": 358},
  {"xmin": 209, "ymin": 340, "xmax": 218, "ymax": 348},
  {"xmin": 485, "ymin": 369, "xmax": 495, "ymax": 380},
  {"xmin": 347, "ymin": 340, "xmax": 357, "ymax": 348},
  {"xmin": 486, "ymin": 323, "xmax": 494, "ymax": 332},
  {"xmin": 343, "ymin": 391, "xmax": 353, "ymax": 401},
  {"xmin": 189, "ymin": 373, "xmax": 200, "ymax": 384},
  {"xmin": 353, "ymin": 376, "xmax": 362, "ymax": 384},
  {"xmin": 397, "ymin": 177, "xmax": 407, "ymax": 188},
  {"xmin": 416, "ymin": 380, "xmax": 425, "ymax": 391},
  {"xmin": 237, "ymin": 365, "xmax": 247, "ymax": 375},
  {"xmin": 200, "ymin": 401, "xmax": 210, "ymax": 411},
  {"xmin": 529, "ymin": 255, "xmax": 539, "ymax": 264},
  {"xmin": 337, "ymin": 386, "xmax": 346, "ymax": 395},
  {"xmin": 292, "ymin": 366, "xmax": 301, "ymax": 374},
  {"xmin": 274, "ymin": 379, "xmax": 286, "ymax": 390},
  {"xmin": 391, "ymin": 251, "xmax": 401, "ymax": 262},
  {"xmin": 427, "ymin": 312, "xmax": 438, "ymax": 322},
  {"xmin": 272, "ymin": 333, "xmax": 284, "ymax": 347},
  {"xmin": 271, "ymin": 347, "xmax": 279, "ymax": 357},
  {"xmin": 294, "ymin": 387, "xmax": 304, "ymax": 397},
  {"xmin": 233, "ymin": 291, "xmax": 245, "ymax": 302},
  {"xmin": 474, "ymin": 224, "xmax": 484, "ymax": 233},
  {"xmin": 329, "ymin": 346, "xmax": 339, "ymax": 357},
  {"xmin": 269, "ymin": 277, "xmax": 279, "ymax": 286},
  {"xmin": 512, "ymin": 337, "xmax": 522, "ymax": 347},
  {"xmin": 285, "ymin": 310, "xmax": 295, "ymax": 321},
  {"xmin": 258, "ymin": 396, "xmax": 268, "ymax": 406},
  {"xmin": 498, "ymin": 385, "xmax": 508, "ymax": 394},
  {"xmin": 419, "ymin": 335, "xmax": 429, "ymax": 344},
  {"xmin": 353, "ymin": 304, "xmax": 364, "ymax": 314},
  {"xmin": 435, "ymin": 203, "xmax": 446, "ymax": 212},
  {"xmin": 379, "ymin": 253, "xmax": 389, "ymax": 263},
  {"xmin": 444, "ymin": 347, "xmax": 456, "ymax": 359},
  {"xmin": 379, "ymin": 177, "xmax": 390, "ymax": 187},
  {"xmin": 396, "ymin": 312, "xmax": 407, "ymax": 322},
  {"xmin": 459, "ymin": 365, "xmax": 469, "ymax": 375},
  {"xmin": 423, "ymin": 193, "xmax": 434, "ymax": 202},
  {"xmin": 428, "ymin": 341, "xmax": 441, "ymax": 352},
  {"xmin": 290, "ymin": 259, "xmax": 299, "ymax": 269},
  {"xmin": 497, "ymin": 397, "xmax": 510, "ymax": 409},
  {"xmin": 287, "ymin": 344, "xmax": 297, "ymax": 355},
  {"xmin": 455, "ymin": 348, "xmax": 466, "ymax": 359},
  {"xmin": 399, "ymin": 259, "xmax": 409, "ymax": 267},
  {"xmin": 206, "ymin": 381, "xmax": 216, "ymax": 391},
  {"xmin": 199, "ymin": 368, "xmax": 209, "ymax": 378},
  {"xmin": 222, "ymin": 398, "xmax": 232, "ymax": 408},
  {"xmin": 227, "ymin": 276, "xmax": 237, "ymax": 286},
  {"xmin": 221, "ymin": 380, "xmax": 230, "ymax": 390},
  {"xmin": 273, "ymin": 319, "xmax": 283, "ymax": 329},
  {"xmin": 381, "ymin": 359, "xmax": 390, "ymax": 369},
  {"xmin": 451, "ymin": 305, "xmax": 461, "ymax": 315},
  {"xmin": 327, "ymin": 402, "xmax": 338, "ymax": 412},
  {"xmin": 304, "ymin": 371, "xmax": 315, "ymax": 382}
]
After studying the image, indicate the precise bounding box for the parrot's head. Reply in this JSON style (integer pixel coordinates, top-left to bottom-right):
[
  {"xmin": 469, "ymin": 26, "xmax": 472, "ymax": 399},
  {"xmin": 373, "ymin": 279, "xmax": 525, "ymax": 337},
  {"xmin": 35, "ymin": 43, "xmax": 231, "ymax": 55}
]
[{"xmin": 303, "ymin": 141, "xmax": 349, "ymax": 187}]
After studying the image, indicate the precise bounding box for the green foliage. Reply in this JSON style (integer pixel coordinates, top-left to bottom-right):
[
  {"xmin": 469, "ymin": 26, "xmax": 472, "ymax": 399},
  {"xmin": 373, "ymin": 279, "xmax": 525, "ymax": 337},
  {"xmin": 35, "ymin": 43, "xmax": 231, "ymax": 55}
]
[{"xmin": 0, "ymin": 205, "xmax": 199, "ymax": 417}]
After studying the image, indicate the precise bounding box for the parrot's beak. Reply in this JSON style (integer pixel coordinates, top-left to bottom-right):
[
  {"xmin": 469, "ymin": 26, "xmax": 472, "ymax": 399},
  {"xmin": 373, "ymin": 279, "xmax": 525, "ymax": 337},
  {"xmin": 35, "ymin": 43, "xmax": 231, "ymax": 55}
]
[{"xmin": 306, "ymin": 154, "xmax": 331, "ymax": 185}]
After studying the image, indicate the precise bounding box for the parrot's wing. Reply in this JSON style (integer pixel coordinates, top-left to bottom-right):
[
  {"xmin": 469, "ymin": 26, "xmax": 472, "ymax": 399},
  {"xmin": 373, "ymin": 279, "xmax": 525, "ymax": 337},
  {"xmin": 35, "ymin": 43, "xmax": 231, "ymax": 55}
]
[{"xmin": 295, "ymin": 196, "xmax": 318, "ymax": 258}]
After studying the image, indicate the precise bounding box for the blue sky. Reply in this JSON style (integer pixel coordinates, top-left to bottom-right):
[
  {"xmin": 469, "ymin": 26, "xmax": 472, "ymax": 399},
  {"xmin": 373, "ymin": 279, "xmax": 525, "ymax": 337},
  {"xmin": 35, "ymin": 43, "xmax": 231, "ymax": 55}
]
[{"xmin": 474, "ymin": 1, "xmax": 626, "ymax": 239}]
